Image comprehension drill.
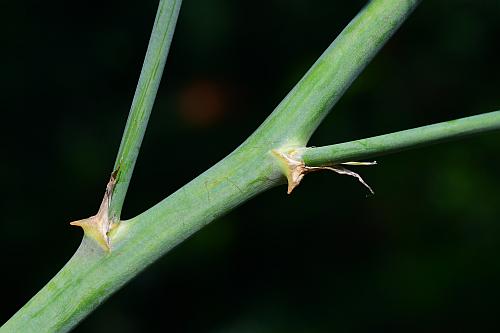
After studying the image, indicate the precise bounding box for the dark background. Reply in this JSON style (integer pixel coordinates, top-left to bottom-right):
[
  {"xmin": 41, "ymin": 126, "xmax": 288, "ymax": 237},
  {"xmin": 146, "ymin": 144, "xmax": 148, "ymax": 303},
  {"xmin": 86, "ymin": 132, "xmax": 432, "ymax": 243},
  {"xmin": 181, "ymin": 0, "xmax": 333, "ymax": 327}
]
[{"xmin": 1, "ymin": 0, "xmax": 500, "ymax": 332}]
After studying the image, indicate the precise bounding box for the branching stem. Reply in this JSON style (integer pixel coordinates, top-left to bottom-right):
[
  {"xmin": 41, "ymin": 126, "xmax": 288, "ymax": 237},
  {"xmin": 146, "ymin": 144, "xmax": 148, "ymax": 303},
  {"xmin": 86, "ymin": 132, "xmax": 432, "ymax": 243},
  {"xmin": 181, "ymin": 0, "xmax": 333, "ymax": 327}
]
[
  {"xmin": 6, "ymin": 1, "xmax": 500, "ymax": 333},
  {"xmin": 241, "ymin": 0, "xmax": 421, "ymax": 148}
]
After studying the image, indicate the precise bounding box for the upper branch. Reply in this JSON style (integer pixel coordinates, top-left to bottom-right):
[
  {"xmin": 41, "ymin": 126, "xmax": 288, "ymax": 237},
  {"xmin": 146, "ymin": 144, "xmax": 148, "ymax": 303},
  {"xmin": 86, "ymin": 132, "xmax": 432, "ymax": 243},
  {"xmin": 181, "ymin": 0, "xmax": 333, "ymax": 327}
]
[
  {"xmin": 244, "ymin": 0, "xmax": 421, "ymax": 149},
  {"xmin": 109, "ymin": 0, "xmax": 182, "ymax": 221}
]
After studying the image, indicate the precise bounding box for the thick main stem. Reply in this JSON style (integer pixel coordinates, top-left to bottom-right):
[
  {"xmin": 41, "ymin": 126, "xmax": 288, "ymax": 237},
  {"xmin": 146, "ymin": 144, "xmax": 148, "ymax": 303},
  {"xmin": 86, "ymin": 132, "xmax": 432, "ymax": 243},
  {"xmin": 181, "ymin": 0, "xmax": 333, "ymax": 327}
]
[{"xmin": 2, "ymin": 151, "xmax": 277, "ymax": 333}]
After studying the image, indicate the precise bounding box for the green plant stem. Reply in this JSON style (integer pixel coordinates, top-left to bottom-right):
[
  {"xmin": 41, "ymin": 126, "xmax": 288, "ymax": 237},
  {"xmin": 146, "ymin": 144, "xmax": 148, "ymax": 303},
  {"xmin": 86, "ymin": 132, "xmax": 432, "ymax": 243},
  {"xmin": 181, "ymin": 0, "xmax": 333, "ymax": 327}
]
[
  {"xmin": 244, "ymin": 0, "xmax": 421, "ymax": 149},
  {"xmin": 302, "ymin": 111, "xmax": 500, "ymax": 166},
  {"xmin": 110, "ymin": 0, "xmax": 182, "ymax": 221},
  {"xmin": 2, "ymin": 0, "xmax": 426, "ymax": 331}
]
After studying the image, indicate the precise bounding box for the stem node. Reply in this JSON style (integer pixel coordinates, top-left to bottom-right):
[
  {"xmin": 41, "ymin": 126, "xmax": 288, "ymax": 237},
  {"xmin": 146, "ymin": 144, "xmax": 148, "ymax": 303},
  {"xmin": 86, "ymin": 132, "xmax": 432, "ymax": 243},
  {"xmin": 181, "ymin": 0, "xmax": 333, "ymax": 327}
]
[{"xmin": 272, "ymin": 149, "xmax": 375, "ymax": 194}]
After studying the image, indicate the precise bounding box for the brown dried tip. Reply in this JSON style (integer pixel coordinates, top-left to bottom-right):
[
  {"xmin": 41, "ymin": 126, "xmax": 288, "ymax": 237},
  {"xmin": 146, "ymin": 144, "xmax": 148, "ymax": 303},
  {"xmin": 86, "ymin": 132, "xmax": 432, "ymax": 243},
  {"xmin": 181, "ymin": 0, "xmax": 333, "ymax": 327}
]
[
  {"xmin": 70, "ymin": 170, "xmax": 119, "ymax": 251},
  {"xmin": 272, "ymin": 150, "xmax": 375, "ymax": 195},
  {"xmin": 272, "ymin": 150, "xmax": 307, "ymax": 194}
]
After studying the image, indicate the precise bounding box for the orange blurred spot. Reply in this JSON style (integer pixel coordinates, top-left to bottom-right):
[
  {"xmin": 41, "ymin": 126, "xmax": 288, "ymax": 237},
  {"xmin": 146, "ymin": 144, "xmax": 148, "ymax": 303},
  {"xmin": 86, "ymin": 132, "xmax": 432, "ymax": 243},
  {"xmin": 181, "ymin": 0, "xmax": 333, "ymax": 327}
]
[{"xmin": 178, "ymin": 79, "xmax": 231, "ymax": 128}]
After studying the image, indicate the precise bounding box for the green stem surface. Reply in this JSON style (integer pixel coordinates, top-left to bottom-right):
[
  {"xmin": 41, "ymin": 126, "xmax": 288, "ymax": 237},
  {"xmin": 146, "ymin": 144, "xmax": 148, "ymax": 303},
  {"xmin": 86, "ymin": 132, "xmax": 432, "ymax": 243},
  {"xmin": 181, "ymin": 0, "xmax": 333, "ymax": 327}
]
[
  {"xmin": 245, "ymin": 0, "xmax": 421, "ymax": 148},
  {"xmin": 3, "ymin": 0, "xmax": 434, "ymax": 332},
  {"xmin": 302, "ymin": 111, "xmax": 500, "ymax": 166},
  {"xmin": 110, "ymin": 0, "xmax": 182, "ymax": 221}
]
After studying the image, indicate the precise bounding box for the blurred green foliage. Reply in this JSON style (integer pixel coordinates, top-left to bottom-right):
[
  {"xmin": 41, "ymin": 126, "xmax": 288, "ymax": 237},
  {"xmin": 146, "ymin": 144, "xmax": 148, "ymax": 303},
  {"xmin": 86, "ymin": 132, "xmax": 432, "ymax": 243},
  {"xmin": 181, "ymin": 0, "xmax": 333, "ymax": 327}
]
[{"xmin": 1, "ymin": 0, "xmax": 499, "ymax": 331}]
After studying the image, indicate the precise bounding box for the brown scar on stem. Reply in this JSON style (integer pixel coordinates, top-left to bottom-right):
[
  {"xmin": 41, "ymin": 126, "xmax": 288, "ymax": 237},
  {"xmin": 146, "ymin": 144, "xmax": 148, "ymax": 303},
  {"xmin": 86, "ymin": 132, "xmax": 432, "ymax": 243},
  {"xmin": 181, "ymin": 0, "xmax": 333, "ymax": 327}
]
[
  {"xmin": 70, "ymin": 168, "xmax": 119, "ymax": 252},
  {"xmin": 272, "ymin": 150, "xmax": 376, "ymax": 195}
]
